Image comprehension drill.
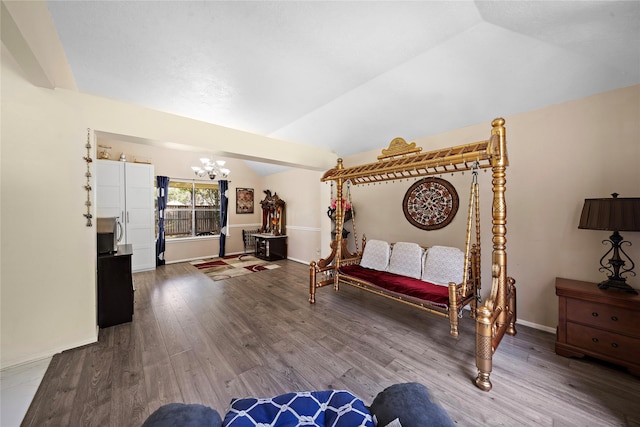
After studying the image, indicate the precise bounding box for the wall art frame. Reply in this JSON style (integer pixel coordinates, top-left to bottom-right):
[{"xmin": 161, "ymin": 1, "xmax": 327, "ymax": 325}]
[
  {"xmin": 402, "ymin": 177, "xmax": 459, "ymax": 230},
  {"xmin": 236, "ymin": 187, "xmax": 254, "ymax": 214}
]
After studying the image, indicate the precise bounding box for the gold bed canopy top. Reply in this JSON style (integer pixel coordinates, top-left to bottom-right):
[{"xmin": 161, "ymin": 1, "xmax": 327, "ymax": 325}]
[{"xmin": 321, "ymin": 117, "xmax": 508, "ymax": 185}]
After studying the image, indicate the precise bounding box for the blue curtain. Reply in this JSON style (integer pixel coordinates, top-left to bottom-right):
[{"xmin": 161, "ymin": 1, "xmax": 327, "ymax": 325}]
[
  {"xmin": 156, "ymin": 176, "xmax": 170, "ymax": 266},
  {"xmin": 219, "ymin": 180, "xmax": 229, "ymax": 257}
]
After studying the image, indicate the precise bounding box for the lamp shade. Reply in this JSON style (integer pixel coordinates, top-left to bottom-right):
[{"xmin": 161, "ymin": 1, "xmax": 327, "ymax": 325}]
[{"xmin": 578, "ymin": 196, "xmax": 640, "ymax": 231}]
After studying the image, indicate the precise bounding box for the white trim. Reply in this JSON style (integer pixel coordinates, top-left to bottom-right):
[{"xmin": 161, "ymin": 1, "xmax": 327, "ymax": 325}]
[
  {"xmin": 287, "ymin": 256, "xmax": 313, "ymax": 265},
  {"xmin": 167, "ymin": 250, "xmax": 245, "ymax": 264},
  {"xmin": 166, "ymin": 235, "xmax": 219, "ymax": 243},
  {"xmin": 162, "ymin": 255, "xmax": 559, "ymax": 333},
  {"xmin": 285, "ymin": 225, "xmax": 321, "ymax": 232},
  {"xmin": 0, "ymin": 354, "xmax": 53, "ymax": 372},
  {"xmin": 230, "ymin": 223, "xmax": 261, "ymax": 228},
  {"xmin": 516, "ymin": 319, "xmax": 556, "ymax": 334},
  {"xmin": 456, "ymin": 308, "xmax": 556, "ymax": 334},
  {"xmin": 168, "ymin": 253, "xmax": 311, "ymax": 265},
  {"xmin": 0, "ymin": 336, "xmax": 97, "ymax": 371},
  {"xmin": 169, "ymin": 177, "xmax": 220, "ymax": 186}
]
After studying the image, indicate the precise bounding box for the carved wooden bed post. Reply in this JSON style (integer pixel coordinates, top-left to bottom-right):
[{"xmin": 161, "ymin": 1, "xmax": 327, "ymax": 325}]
[
  {"xmin": 491, "ymin": 118, "xmax": 509, "ymax": 330},
  {"xmin": 474, "ymin": 117, "xmax": 517, "ymax": 391},
  {"xmin": 309, "ymin": 261, "xmax": 317, "ymax": 304},
  {"xmin": 334, "ymin": 159, "xmax": 345, "ymax": 291}
]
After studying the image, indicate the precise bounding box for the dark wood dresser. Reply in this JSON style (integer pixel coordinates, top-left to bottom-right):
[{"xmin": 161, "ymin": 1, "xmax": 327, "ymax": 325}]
[
  {"xmin": 97, "ymin": 244, "xmax": 134, "ymax": 328},
  {"xmin": 555, "ymin": 277, "xmax": 640, "ymax": 375}
]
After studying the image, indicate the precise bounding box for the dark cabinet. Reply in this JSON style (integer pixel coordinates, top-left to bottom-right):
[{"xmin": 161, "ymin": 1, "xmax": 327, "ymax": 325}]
[
  {"xmin": 254, "ymin": 234, "xmax": 287, "ymax": 261},
  {"xmin": 97, "ymin": 244, "xmax": 134, "ymax": 328}
]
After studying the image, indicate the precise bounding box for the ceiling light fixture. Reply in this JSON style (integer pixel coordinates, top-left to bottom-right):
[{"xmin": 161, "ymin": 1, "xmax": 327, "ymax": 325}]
[{"xmin": 191, "ymin": 158, "xmax": 230, "ymax": 180}]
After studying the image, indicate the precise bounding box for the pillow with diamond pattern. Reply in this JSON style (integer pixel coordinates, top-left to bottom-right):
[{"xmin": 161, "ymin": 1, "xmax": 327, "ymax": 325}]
[{"xmin": 223, "ymin": 390, "xmax": 373, "ymax": 427}]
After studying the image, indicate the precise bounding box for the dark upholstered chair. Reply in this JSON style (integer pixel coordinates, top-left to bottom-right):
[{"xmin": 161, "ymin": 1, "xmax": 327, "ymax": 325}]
[
  {"xmin": 369, "ymin": 382, "xmax": 455, "ymax": 427},
  {"xmin": 141, "ymin": 403, "xmax": 222, "ymax": 427}
]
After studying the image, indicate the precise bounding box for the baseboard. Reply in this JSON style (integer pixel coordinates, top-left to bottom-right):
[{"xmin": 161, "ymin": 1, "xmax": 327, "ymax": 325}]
[
  {"xmin": 168, "ymin": 251, "xmax": 313, "ymax": 266},
  {"xmin": 287, "ymin": 257, "xmax": 311, "ymax": 265},
  {"xmin": 1, "ymin": 335, "xmax": 98, "ymax": 371},
  {"xmin": 459, "ymin": 309, "xmax": 555, "ymax": 334},
  {"xmin": 517, "ymin": 318, "xmax": 556, "ymax": 334},
  {"xmin": 164, "ymin": 255, "xmax": 562, "ymax": 333},
  {"xmin": 166, "ymin": 251, "xmax": 246, "ymax": 265},
  {"xmin": 285, "ymin": 225, "xmax": 321, "ymax": 232}
]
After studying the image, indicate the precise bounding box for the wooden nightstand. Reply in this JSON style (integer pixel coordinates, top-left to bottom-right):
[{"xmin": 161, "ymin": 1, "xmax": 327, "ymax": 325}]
[{"xmin": 555, "ymin": 277, "xmax": 640, "ymax": 375}]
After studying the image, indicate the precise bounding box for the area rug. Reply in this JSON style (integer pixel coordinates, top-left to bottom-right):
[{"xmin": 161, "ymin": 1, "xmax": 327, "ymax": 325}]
[{"xmin": 189, "ymin": 254, "xmax": 280, "ymax": 281}]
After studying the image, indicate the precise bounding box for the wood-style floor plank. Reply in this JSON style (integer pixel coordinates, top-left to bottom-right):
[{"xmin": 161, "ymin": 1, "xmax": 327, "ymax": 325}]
[{"xmin": 22, "ymin": 259, "xmax": 640, "ymax": 426}]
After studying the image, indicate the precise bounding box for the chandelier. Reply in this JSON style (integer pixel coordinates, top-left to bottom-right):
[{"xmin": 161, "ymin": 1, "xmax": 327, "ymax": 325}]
[{"xmin": 191, "ymin": 158, "xmax": 231, "ymax": 180}]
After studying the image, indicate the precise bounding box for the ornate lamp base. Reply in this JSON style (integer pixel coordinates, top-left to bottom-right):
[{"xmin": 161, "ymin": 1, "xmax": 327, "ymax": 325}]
[{"xmin": 598, "ymin": 278, "xmax": 639, "ymax": 295}]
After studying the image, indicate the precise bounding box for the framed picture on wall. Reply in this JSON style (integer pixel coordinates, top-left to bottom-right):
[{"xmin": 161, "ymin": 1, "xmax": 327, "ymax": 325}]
[{"xmin": 236, "ymin": 188, "xmax": 254, "ymax": 214}]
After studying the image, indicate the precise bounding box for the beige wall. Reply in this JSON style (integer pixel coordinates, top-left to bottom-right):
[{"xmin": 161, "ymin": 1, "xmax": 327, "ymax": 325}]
[
  {"xmin": 96, "ymin": 138, "xmax": 266, "ymax": 262},
  {"xmin": 2, "ymin": 29, "xmax": 638, "ymax": 368},
  {"xmin": 344, "ymin": 84, "xmax": 640, "ymax": 331},
  {"xmin": 263, "ymin": 169, "xmax": 326, "ymax": 264},
  {"xmin": 2, "ymin": 47, "xmax": 98, "ymax": 367},
  {"xmin": 98, "ymin": 138, "xmax": 329, "ymax": 264},
  {"xmin": 0, "ymin": 44, "xmax": 334, "ymax": 368}
]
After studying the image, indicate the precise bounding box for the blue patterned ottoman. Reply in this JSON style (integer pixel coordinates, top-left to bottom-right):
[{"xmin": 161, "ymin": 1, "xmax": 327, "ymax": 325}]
[{"xmin": 222, "ymin": 389, "xmax": 374, "ymax": 426}]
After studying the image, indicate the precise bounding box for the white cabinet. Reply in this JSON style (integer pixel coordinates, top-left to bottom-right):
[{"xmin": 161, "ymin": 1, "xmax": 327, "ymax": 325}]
[{"xmin": 96, "ymin": 160, "xmax": 156, "ymax": 272}]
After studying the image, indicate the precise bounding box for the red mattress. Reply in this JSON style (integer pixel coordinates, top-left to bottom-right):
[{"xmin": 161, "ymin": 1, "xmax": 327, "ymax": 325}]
[{"xmin": 338, "ymin": 264, "xmax": 450, "ymax": 307}]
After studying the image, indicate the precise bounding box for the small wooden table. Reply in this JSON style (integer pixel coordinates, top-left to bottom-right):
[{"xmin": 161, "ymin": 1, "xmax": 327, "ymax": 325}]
[
  {"xmin": 555, "ymin": 277, "xmax": 640, "ymax": 375},
  {"xmin": 253, "ymin": 234, "xmax": 287, "ymax": 261}
]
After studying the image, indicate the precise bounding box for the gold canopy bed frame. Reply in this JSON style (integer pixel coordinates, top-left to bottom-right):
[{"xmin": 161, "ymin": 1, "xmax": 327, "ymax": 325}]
[{"xmin": 308, "ymin": 118, "xmax": 516, "ymax": 391}]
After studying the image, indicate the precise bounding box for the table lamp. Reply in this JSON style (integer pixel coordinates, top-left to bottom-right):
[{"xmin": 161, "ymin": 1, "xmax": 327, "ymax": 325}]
[{"xmin": 578, "ymin": 193, "xmax": 640, "ymax": 294}]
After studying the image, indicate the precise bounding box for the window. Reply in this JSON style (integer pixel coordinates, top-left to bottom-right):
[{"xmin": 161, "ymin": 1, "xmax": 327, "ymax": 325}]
[{"xmin": 163, "ymin": 181, "xmax": 220, "ymax": 238}]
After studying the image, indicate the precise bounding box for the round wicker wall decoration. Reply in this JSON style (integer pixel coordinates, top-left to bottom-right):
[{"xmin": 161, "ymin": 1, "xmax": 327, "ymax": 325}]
[{"xmin": 402, "ymin": 177, "xmax": 459, "ymax": 230}]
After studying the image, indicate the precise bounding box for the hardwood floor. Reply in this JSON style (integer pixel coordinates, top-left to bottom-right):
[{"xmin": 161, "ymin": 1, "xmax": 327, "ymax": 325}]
[{"xmin": 22, "ymin": 260, "xmax": 640, "ymax": 426}]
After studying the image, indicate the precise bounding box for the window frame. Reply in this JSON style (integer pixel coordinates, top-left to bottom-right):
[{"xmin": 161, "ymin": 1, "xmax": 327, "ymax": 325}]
[{"xmin": 161, "ymin": 180, "xmax": 221, "ymax": 240}]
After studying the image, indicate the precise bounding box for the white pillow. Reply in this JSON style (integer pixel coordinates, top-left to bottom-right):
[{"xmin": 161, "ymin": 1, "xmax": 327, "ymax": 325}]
[
  {"xmin": 360, "ymin": 239, "xmax": 390, "ymax": 271},
  {"xmin": 387, "ymin": 242, "xmax": 424, "ymax": 279},
  {"xmin": 422, "ymin": 245, "xmax": 465, "ymax": 286}
]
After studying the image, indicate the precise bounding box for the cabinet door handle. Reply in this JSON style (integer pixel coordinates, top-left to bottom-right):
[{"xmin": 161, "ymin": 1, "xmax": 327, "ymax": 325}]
[
  {"xmin": 116, "ymin": 221, "xmax": 123, "ymax": 242},
  {"xmin": 592, "ymin": 338, "xmax": 599, "ymax": 343},
  {"xmin": 591, "ymin": 312, "xmax": 599, "ymax": 317},
  {"xmin": 611, "ymin": 343, "xmax": 618, "ymax": 348},
  {"xmin": 611, "ymin": 316, "xmax": 618, "ymax": 321}
]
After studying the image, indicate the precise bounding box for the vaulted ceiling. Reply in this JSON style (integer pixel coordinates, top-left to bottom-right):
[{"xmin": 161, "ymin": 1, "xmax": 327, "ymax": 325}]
[{"xmin": 10, "ymin": 1, "xmax": 640, "ymax": 174}]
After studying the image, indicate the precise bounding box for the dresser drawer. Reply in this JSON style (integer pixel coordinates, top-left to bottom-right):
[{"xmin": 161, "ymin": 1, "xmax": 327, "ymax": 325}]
[
  {"xmin": 566, "ymin": 322, "xmax": 640, "ymax": 364},
  {"xmin": 566, "ymin": 298, "xmax": 640, "ymax": 336}
]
